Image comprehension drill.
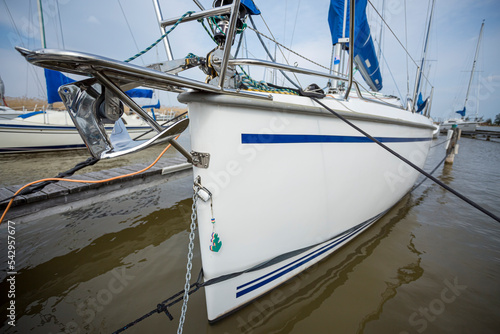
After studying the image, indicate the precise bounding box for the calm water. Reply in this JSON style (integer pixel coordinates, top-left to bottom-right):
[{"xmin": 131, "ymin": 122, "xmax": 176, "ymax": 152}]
[{"xmin": 0, "ymin": 134, "xmax": 499, "ymax": 333}]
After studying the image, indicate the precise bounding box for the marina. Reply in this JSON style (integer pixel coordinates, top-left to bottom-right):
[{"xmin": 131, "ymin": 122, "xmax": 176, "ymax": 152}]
[
  {"xmin": 0, "ymin": 136, "xmax": 499, "ymax": 333},
  {"xmin": 460, "ymin": 127, "xmax": 500, "ymax": 141},
  {"xmin": 1, "ymin": 0, "xmax": 500, "ymax": 333}
]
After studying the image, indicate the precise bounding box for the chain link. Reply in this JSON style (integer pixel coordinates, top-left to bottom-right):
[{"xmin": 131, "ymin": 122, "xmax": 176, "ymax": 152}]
[{"xmin": 177, "ymin": 190, "xmax": 198, "ymax": 334}]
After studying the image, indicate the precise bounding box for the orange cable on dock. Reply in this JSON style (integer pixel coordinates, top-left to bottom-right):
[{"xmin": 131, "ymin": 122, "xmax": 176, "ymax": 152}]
[{"xmin": 0, "ymin": 135, "xmax": 182, "ymax": 224}]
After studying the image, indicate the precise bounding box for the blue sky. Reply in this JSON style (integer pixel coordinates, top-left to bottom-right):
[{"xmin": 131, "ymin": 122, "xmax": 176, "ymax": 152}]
[{"xmin": 1, "ymin": 0, "xmax": 499, "ymax": 121}]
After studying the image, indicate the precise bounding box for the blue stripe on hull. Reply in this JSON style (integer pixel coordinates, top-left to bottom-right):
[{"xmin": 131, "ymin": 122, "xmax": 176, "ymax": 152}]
[
  {"xmin": 241, "ymin": 133, "xmax": 432, "ymax": 144},
  {"xmin": 236, "ymin": 216, "xmax": 379, "ymax": 298},
  {"xmin": 0, "ymin": 124, "xmax": 148, "ymax": 131},
  {"xmin": 0, "ymin": 144, "xmax": 86, "ymax": 153}
]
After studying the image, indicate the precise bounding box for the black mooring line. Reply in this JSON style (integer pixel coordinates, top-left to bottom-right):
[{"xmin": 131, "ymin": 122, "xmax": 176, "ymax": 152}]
[{"xmin": 311, "ymin": 97, "xmax": 500, "ymax": 224}]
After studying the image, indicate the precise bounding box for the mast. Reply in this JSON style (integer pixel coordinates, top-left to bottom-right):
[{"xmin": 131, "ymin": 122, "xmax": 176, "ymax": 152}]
[
  {"xmin": 377, "ymin": 0, "xmax": 385, "ymax": 60},
  {"xmin": 413, "ymin": 0, "xmax": 435, "ymax": 110},
  {"xmin": 152, "ymin": 0, "xmax": 174, "ymax": 61},
  {"xmin": 37, "ymin": 0, "xmax": 47, "ymax": 48},
  {"xmin": 463, "ymin": 20, "xmax": 485, "ymax": 112},
  {"xmin": 344, "ymin": 0, "xmax": 355, "ymax": 99}
]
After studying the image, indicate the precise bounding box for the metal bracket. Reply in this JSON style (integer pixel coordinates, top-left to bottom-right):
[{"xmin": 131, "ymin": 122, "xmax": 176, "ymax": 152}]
[
  {"xmin": 191, "ymin": 151, "xmax": 210, "ymax": 168},
  {"xmin": 59, "ymin": 79, "xmax": 189, "ymax": 159}
]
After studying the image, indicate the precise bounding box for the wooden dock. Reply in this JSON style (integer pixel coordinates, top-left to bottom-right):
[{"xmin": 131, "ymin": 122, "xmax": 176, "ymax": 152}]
[
  {"xmin": 460, "ymin": 129, "xmax": 500, "ymax": 141},
  {"xmin": 0, "ymin": 157, "xmax": 192, "ymax": 221}
]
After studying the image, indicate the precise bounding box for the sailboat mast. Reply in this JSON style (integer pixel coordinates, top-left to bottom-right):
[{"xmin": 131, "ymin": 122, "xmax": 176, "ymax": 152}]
[
  {"xmin": 37, "ymin": 0, "xmax": 47, "ymax": 48},
  {"xmin": 344, "ymin": 0, "xmax": 355, "ymax": 99},
  {"xmin": 414, "ymin": 0, "xmax": 435, "ymax": 101},
  {"xmin": 377, "ymin": 0, "xmax": 385, "ymax": 61},
  {"xmin": 463, "ymin": 20, "xmax": 485, "ymax": 110}
]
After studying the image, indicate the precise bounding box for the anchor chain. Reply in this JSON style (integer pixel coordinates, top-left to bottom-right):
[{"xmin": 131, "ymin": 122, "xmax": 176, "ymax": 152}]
[{"xmin": 177, "ymin": 183, "xmax": 199, "ymax": 333}]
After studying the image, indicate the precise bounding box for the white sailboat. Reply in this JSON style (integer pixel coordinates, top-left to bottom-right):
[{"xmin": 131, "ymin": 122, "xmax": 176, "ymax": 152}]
[
  {"xmin": 440, "ymin": 20, "xmax": 485, "ymax": 133},
  {"xmin": 0, "ymin": 0, "xmax": 161, "ymax": 154},
  {"xmin": 17, "ymin": 0, "xmax": 435, "ymax": 324}
]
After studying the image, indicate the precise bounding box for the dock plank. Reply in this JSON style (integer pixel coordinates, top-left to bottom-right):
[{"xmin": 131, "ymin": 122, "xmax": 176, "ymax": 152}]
[{"xmin": 0, "ymin": 161, "xmax": 193, "ymax": 220}]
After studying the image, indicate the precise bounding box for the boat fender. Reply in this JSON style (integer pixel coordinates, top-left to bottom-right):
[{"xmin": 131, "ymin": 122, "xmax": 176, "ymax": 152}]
[{"xmin": 299, "ymin": 83, "xmax": 325, "ymax": 98}]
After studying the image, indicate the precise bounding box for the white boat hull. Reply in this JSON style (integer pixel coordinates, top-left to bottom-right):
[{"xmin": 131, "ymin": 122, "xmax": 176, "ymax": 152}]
[
  {"xmin": 440, "ymin": 120, "xmax": 478, "ymax": 132},
  {"xmin": 182, "ymin": 92, "xmax": 433, "ymax": 321},
  {"xmin": 0, "ymin": 112, "xmax": 156, "ymax": 153}
]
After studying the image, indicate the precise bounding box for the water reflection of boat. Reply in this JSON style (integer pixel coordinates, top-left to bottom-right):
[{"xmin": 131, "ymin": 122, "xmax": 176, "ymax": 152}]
[
  {"xmin": 17, "ymin": 0, "xmax": 436, "ymax": 324},
  {"xmin": 211, "ymin": 195, "xmax": 423, "ymax": 334}
]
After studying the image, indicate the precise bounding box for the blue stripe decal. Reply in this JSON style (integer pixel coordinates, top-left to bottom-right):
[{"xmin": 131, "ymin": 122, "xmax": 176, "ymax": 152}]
[
  {"xmin": 0, "ymin": 123, "xmax": 76, "ymax": 130},
  {"xmin": 0, "ymin": 124, "xmax": 148, "ymax": 131},
  {"xmin": 236, "ymin": 218, "xmax": 376, "ymax": 298},
  {"xmin": 0, "ymin": 144, "xmax": 86, "ymax": 152},
  {"xmin": 241, "ymin": 133, "xmax": 432, "ymax": 144}
]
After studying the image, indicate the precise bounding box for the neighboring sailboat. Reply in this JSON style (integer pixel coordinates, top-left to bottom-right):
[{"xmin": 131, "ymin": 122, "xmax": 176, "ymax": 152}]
[
  {"xmin": 17, "ymin": 0, "xmax": 435, "ymax": 324},
  {"xmin": 0, "ymin": 75, "xmax": 25, "ymax": 120},
  {"xmin": 0, "ymin": 0, "xmax": 164, "ymax": 153},
  {"xmin": 440, "ymin": 20, "xmax": 485, "ymax": 133}
]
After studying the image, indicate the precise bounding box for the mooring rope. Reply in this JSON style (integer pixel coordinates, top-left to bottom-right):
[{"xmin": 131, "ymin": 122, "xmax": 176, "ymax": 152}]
[
  {"xmin": 124, "ymin": 11, "xmax": 195, "ymax": 63},
  {"xmin": 311, "ymin": 97, "xmax": 500, "ymax": 223},
  {"xmin": 238, "ymin": 66, "xmax": 299, "ymax": 95},
  {"xmin": 430, "ymin": 138, "xmax": 448, "ymax": 148},
  {"xmin": 110, "ymin": 143, "xmax": 455, "ymax": 333},
  {"xmin": 0, "ymin": 135, "xmax": 181, "ymax": 224}
]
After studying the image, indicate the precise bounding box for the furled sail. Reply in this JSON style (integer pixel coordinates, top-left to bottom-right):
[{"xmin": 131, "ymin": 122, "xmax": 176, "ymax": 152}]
[
  {"xmin": 328, "ymin": 0, "xmax": 383, "ymax": 91},
  {"xmin": 44, "ymin": 69, "xmax": 74, "ymax": 104},
  {"xmin": 45, "ymin": 69, "xmax": 153, "ymax": 103},
  {"xmin": 455, "ymin": 107, "xmax": 466, "ymax": 117}
]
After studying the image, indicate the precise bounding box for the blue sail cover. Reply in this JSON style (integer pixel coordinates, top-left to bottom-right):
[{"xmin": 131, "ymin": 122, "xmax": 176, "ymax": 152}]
[
  {"xmin": 241, "ymin": 0, "xmax": 260, "ymax": 15},
  {"xmin": 328, "ymin": 0, "xmax": 383, "ymax": 91},
  {"xmin": 456, "ymin": 107, "xmax": 466, "ymax": 117},
  {"xmin": 44, "ymin": 69, "xmax": 74, "ymax": 104},
  {"xmin": 416, "ymin": 92, "xmax": 428, "ymax": 113},
  {"xmin": 45, "ymin": 68, "xmax": 153, "ymax": 103},
  {"xmin": 125, "ymin": 88, "xmax": 153, "ymax": 98},
  {"xmin": 142, "ymin": 100, "xmax": 161, "ymax": 109}
]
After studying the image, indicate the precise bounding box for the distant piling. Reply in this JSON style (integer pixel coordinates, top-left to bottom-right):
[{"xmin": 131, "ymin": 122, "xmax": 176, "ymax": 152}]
[{"xmin": 445, "ymin": 125, "xmax": 461, "ymax": 164}]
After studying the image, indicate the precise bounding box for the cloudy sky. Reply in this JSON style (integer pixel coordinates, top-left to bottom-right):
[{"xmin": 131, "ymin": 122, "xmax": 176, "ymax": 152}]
[{"xmin": 1, "ymin": 0, "xmax": 499, "ymax": 121}]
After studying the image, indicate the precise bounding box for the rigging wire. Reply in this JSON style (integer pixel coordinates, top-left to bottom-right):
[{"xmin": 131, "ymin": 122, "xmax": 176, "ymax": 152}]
[
  {"xmin": 367, "ymin": 0, "xmax": 419, "ymax": 68},
  {"xmin": 246, "ymin": 24, "xmax": 331, "ymax": 73},
  {"xmin": 379, "ymin": 50, "xmax": 405, "ymax": 103},
  {"xmin": 283, "ymin": 0, "xmax": 301, "ymax": 86},
  {"xmin": 247, "ymin": 16, "xmax": 300, "ymax": 89},
  {"xmin": 3, "ymin": 0, "xmax": 45, "ymax": 101},
  {"xmin": 311, "ymin": 97, "xmax": 500, "ymax": 224},
  {"xmin": 56, "ymin": 0, "xmax": 65, "ymax": 49},
  {"xmin": 367, "ymin": 0, "xmax": 433, "ymax": 92},
  {"xmin": 254, "ymin": 13, "xmax": 302, "ymax": 86},
  {"xmin": 111, "ymin": 138, "xmax": 455, "ymax": 334},
  {"xmin": 117, "ymin": 0, "xmax": 146, "ymax": 66}
]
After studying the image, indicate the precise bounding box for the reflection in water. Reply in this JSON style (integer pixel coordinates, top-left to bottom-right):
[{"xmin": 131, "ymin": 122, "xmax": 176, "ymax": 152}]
[
  {"xmin": 356, "ymin": 237, "xmax": 423, "ymax": 333},
  {"xmin": 1, "ymin": 199, "xmax": 191, "ymax": 318},
  {"xmin": 212, "ymin": 193, "xmax": 427, "ymax": 334},
  {"xmin": 0, "ymin": 176, "xmax": 195, "ymax": 334},
  {"xmin": 0, "ymin": 137, "xmax": 499, "ymax": 333},
  {"xmin": 440, "ymin": 163, "xmax": 454, "ymax": 184}
]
